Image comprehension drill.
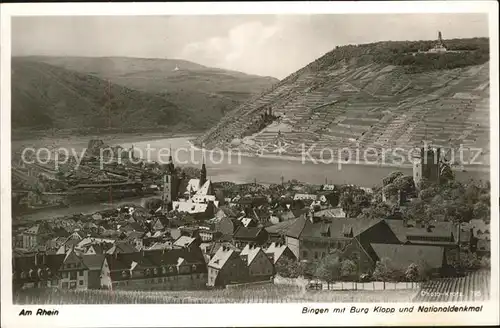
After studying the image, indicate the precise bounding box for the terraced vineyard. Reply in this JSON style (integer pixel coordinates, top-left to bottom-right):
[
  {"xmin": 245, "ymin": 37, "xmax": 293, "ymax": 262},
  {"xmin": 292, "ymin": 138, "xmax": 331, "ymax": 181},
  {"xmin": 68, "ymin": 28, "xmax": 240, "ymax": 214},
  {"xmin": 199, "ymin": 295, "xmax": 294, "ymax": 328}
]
[
  {"xmin": 413, "ymin": 270, "xmax": 490, "ymax": 302},
  {"xmin": 196, "ymin": 39, "xmax": 490, "ymax": 166}
]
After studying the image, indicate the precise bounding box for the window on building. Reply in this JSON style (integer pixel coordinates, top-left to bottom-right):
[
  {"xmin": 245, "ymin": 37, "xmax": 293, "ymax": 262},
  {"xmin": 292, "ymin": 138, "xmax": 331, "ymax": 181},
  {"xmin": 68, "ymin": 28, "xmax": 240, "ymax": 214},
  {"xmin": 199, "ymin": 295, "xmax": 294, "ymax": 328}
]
[
  {"xmin": 322, "ymin": 252, "xmax": 325, "ymax": 258},
  {"xmin": 62, "ymin": 282, "xmax": 69, "ymax": 289},
  {"xmin": 314, "ymin": 252, "xmax": 318, "ymax": 259},
  {"xmin": 52, "ymin": 279, "xmax": 58, "ymax": 286},
  {"xmin": 302, "ymin": 251, "xmax": 308, "ymax": 258},
  {"xmin": 70, "ymin": 272, "xmax": 77, "ymax": 280},
  {"xmin": 78, "ymin": 271, "xmax": 83, "ymax": 277},
  {"xmin": 63, "ymin": 272, "xmax": 68, "ymax": 279},
  {"xmin": 79, "ymin": 280, "xmax": 84, "ymax": 286}
]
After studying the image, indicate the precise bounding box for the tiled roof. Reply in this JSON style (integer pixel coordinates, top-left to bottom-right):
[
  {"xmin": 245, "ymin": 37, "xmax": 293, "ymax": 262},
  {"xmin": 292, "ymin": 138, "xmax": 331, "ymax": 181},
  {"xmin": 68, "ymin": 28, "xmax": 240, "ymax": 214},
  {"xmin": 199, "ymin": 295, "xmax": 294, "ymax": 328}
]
[
  {"xmin": 385, "ymin": 220, "xmax": 455, "ymax": 244},
  {"xmin": 81, "ymin": 254, "xmax": 105, "ymax": 270},
  {"xmin": 240, "ymin": 245, "xmax": 262, "ymax": 265},
  {"xmin": 208, "ymin": 247, "xmax": 238, "ymax": 270},
  {"xmin": 370, "ymin": 243, "xmax": 445, "ymax": 270},
  {"xmin": 186, "ymin": 179, "xmax": 201, "ymax": 195},
  {"xmin": 284, "ymin": 215, "xmax": 310, "ymax": 238},
  {"xmin": 195, "ymin": 180, "xmax": 212, "ymax": 196},
  {"xmin": 233, "ymin": 226, "xmax": 264, "ymax": 239},
  {"xmin": 265, "ymin": 242, "xmax": 289, "ymax": 264},
  {"xmin": 265, "ymin": 217, "xmax": 300, "ymax": 235},
  {"xmin": 173, "ymin": 236, "xmax": 196, "ymax": 248}
]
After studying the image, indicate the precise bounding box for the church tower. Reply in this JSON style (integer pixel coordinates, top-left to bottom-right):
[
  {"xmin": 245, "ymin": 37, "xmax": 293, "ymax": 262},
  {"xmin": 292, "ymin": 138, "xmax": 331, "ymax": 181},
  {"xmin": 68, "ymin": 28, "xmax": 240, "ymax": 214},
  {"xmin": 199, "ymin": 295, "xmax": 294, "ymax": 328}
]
[
  {"xmin": 200, "ymin": 156, "xmax": 207, "ymax": 187},
  {"xmin": 167, "ymin": 146, "xmax": 175, "ymax": 174}
]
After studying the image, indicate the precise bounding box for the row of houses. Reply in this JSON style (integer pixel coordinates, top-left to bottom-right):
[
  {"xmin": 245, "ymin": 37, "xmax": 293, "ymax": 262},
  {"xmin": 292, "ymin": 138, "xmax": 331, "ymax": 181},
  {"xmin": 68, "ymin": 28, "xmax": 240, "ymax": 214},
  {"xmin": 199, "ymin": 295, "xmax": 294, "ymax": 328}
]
[{"xmin": 13, "ymin": 239, "xmax": 295, "ymax": 290}]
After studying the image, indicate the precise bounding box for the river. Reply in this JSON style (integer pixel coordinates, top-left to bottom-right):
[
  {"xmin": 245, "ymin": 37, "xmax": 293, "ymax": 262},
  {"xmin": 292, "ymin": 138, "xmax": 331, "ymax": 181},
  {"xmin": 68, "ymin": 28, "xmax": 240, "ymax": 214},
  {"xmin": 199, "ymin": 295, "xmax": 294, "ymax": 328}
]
[{"xmin": 16, "ymin": 135, "xmax": 490, "ymax": 222}]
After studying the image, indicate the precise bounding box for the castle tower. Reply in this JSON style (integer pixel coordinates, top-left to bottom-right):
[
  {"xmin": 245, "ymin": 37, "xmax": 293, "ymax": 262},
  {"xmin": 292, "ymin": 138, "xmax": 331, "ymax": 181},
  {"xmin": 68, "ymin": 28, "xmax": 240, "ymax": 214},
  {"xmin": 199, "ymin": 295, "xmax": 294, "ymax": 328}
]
[{"xmin": 413, "ymin": 145, "xmax": 441, "ymax": 187}]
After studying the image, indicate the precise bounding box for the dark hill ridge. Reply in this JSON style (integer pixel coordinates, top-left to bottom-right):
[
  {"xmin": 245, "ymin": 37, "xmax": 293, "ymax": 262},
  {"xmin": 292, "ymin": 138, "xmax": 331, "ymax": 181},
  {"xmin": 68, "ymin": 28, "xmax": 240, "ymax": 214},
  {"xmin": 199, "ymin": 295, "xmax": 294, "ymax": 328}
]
[
  {"xmin": 195, "ymin": 38, "xmax": 490, "ymax": 165},
  {"xmin": 21, "ymin": 56, "xmax": 278, "ymax": 101},
  {"xmin": 11, "ymin": 59, "xmax": 190, "ymax": 130},
  {"xmin": 11, "ymin": 57, "xmax": 278, "ymax": 132}
]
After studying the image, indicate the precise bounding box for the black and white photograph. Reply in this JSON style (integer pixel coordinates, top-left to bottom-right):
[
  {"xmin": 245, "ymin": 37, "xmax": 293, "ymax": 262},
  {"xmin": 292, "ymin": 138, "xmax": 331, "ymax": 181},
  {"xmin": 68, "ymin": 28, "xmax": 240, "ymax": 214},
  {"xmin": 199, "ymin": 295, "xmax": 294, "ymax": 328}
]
[{"xmin": 1, "ymin": 2, "xmax": 498, "ymax": 327}]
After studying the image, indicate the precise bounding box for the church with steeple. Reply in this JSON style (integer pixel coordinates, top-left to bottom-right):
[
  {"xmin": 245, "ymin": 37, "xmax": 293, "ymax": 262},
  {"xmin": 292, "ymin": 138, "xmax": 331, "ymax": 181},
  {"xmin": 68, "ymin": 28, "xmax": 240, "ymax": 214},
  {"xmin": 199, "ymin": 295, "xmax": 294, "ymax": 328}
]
[{"xmin": 161, "ymin": 152, "xmax": 215, "ymax": 212}]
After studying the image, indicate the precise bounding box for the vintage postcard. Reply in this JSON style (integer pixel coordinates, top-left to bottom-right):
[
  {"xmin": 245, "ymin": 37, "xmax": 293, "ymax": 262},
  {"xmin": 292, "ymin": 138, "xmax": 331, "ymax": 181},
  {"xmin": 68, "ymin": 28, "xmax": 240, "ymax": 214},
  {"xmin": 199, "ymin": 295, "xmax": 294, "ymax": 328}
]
[{"xmin": 1, "ymin": 1, "xmax": 498, "ymax": 327}]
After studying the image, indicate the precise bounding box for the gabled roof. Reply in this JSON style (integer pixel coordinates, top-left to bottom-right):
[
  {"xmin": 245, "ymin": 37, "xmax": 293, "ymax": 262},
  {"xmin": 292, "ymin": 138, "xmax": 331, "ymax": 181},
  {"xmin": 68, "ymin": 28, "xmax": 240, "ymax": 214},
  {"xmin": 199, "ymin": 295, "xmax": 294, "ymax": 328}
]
[
  {"xmin": 240, "ymin": 245, "xmax": 263, "ymax": 266},
  {"xmin": 186, "ymin": 179, "xmax": 201, "ymax": 195},
  {"xmin": 208, "ymin": 247, "xmax": 239, "ymax": 270},
  {"xmin": 106, "ymin": 242, "xmax": 137, "ymax": 255},
  {"xmin": 195, "ymin": 180, "xmax": 213, "ymax": 196},
  {"xmin": 370, "ymin": 243, "xmax": 445, "ymax": 270},
  {"xmin": 265, "ymin": 242, "xmax": 291, "ymax": 263},
  {"xmin": 81, "ymin": 254, "xmax": 105, "ymax": 270}
]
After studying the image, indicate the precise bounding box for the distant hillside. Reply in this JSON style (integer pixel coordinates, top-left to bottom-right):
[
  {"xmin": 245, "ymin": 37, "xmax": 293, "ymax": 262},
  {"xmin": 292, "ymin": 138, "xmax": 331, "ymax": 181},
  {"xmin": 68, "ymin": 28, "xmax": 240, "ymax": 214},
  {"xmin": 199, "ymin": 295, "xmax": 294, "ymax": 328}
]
[
  {"xmin": 195, "ymin": 37, "xmax": 490, "ymax": 165},
  {"xmin": 11, "ymin": 59, "xmax": 197, "ymax": 131},
  {"xmin": 15, "ymin": 56, "xmax": 278, "ymax": 129}
]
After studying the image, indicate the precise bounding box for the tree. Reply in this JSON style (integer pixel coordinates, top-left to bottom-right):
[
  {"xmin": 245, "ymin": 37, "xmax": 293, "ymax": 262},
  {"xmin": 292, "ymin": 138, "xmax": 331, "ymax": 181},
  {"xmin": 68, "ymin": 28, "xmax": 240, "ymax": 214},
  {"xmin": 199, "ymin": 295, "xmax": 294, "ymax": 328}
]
[
  {"xmin": 340, "ymin": 259, "xmax": 358, "ymax": 280},
  {"xmin": 275, "ymin": 257, "xmax": 303, "ymax": 278},
  {"xmin": 372, "ymin": 257, "xmax": 399, "ymax": 289},
  {"xmin": 404, "ymin": 263, "xmax": 419, "ymax": 282},
  {"xmin": 314, "ymin": 254, "xmax": 341, "ymax": 285}
]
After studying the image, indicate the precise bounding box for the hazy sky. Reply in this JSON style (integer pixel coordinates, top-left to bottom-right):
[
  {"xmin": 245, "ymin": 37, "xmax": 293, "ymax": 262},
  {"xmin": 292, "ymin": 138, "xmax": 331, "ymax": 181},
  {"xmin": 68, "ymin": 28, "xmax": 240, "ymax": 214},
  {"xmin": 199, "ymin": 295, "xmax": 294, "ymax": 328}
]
[{"xmin": 12, "ymin": 14, "xmax": 488, "ymax": 79}]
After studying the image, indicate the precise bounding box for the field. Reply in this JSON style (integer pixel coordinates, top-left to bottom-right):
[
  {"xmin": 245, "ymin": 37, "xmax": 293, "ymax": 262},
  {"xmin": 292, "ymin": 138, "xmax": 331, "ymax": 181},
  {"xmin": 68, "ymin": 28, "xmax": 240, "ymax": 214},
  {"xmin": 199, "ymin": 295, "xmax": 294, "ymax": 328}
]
[{"xmin": 14, "ymin": 284, "xmax": 417, "ymax": 304}]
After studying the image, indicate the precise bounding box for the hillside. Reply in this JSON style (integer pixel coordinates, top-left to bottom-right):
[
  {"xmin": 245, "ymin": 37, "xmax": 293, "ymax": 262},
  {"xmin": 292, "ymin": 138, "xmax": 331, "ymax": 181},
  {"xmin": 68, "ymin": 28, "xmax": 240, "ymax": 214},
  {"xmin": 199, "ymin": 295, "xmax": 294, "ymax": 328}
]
[
  {"xmin": 17, "ymin": 56, "xmax": 278, "ymax": 129},
  {"xmin": 11, "ymin": 59, "xmax": 192, "ymax": 130},
  {"xmin": 195, "ymin": 38, "xmax": 490, "ymax": 165}
]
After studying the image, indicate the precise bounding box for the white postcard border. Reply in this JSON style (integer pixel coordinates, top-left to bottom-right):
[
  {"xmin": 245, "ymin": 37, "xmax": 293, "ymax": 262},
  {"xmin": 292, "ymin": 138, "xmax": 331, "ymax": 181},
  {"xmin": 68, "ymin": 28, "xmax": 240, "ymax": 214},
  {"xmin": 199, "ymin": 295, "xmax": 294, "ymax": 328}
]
[{"xmin": 1, "ymin": 1, "xmax": 499, "ymax": 327}]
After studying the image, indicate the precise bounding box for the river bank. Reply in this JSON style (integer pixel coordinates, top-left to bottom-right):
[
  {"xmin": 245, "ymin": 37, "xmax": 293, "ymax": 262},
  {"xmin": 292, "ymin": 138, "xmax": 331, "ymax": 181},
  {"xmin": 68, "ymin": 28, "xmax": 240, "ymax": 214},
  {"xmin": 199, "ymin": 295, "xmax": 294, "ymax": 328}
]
[{"xmin": 188, "ymin": 141, "xmax": 491, "ymax": 174}]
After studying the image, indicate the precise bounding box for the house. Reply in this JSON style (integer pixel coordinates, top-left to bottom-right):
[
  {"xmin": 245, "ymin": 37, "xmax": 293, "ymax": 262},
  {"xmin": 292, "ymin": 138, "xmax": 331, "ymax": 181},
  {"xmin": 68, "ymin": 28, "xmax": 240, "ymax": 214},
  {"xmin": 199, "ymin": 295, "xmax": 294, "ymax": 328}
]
[
  {"xmin": 105, "ymin": 248, "xmax": 207, "ymax": 290},
  {"xmin": 209, "ymin": 215, "xmax": 241, "ymax": 236},
  {"xmin": 284, "ymin": 213, "xmax": 399, "ymax": 262},
  {"xmin": 57, "ymin": 248, "xmax": 108, "ymax": 290},
  {"xmin": 172, "ymin": 200, "xmax": 217, "ymax": 220},
  {"xmin": 21, "ymin": 222, "xmax": 52, "ymax": 249},
  {"xmin": 240, "ymin": 244, "xmax": 274, "ymax": 282},
  {"xmin": 12, "ymin": 253, "xmax": 65, "ymax": 290},
  {"xmin": 207, "ymin": 246, "xmax": 248, "ymax": 287},
  {"xmin": 322, "ymin": 184, "xmax": 336, "ymax": 191},
  {"xmin": 198, "ymin": 228, "xmax": 218, "ymax": 242},
  {"xmin": 293, "ymin": 194, "xmax": 317, "ymax": 201},
  {"xmin": 265, "ymin": 242, "xmax": 297, "ymax": 266},
  {"xmin": 369, "ymin": 243, "xmax": 448, "ymax": 276},
  {"xmin": 314, "ymin": 207, "xmax": 347, "ymax": 219},
  {"xmin": 233, "ymin": 227, "xmax": 269, "ymax": 248},
  {"xmin": 125, "ymin": 231, "xmax": 145, "ymax": 250}
]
